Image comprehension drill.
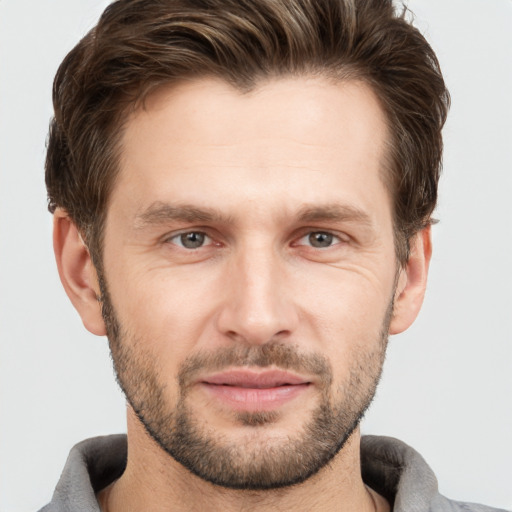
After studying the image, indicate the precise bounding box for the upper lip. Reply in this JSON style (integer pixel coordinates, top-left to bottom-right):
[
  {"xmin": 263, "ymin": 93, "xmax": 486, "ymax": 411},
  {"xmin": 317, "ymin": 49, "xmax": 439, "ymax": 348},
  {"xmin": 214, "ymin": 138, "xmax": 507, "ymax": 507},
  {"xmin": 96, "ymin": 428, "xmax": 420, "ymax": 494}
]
[{"xmin": 200, "ymin": 369, "xmax": 311, "ymax": 389}]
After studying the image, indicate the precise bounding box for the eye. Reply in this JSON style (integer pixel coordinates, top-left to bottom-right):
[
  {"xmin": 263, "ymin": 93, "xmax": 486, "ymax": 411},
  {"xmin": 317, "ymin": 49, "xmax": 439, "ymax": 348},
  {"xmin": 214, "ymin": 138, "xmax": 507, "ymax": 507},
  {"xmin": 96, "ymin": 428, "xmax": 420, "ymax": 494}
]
[
  {"xmin": 296, "ymin": 231, "xmax": 343, "ymax": 249},
  {"xmin": 169, "ymin": 231, "xmax": 212, "ymax": 249}
]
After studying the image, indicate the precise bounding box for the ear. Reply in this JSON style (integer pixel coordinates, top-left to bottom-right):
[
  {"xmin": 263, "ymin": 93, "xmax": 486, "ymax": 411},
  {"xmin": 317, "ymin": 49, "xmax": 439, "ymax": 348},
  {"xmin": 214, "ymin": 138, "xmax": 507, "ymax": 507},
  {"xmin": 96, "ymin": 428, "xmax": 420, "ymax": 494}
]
[
  {"xmin": 389, "ymin": 226, "xmax": 432, "ymax": 335},
  {"xmin": 53, "ymin": 209, "xmax": 107, "ymax": 336}
]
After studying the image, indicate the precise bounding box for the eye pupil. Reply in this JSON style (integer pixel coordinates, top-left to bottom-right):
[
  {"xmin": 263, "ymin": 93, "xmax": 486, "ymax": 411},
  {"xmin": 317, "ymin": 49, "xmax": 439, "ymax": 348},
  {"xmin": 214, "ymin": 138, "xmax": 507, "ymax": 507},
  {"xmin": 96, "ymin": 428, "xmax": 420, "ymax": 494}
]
[
  {"xmin": 309, "ymin": 232, "xmax": 333, "ymax": 248},
  {"xmin": 180, "ymin": 232, "xmax": 205, "ymax": 249}
]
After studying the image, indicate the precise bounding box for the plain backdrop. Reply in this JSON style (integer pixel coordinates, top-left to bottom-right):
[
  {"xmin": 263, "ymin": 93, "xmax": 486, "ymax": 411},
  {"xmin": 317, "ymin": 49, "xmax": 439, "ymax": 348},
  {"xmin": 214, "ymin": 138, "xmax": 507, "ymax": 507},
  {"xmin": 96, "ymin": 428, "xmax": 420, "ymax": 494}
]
[{"xmin": 0, "ymin": 1, "xmax": 511, "ymax": 511}]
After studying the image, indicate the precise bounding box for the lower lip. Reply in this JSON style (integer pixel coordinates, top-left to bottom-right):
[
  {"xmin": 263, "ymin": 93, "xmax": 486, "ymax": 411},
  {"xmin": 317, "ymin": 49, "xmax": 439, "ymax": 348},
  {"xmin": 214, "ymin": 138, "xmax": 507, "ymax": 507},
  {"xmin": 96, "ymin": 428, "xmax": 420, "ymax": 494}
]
[{"xmin": 200, "ymin": 383, "xmax": 311, "ymax": 411}]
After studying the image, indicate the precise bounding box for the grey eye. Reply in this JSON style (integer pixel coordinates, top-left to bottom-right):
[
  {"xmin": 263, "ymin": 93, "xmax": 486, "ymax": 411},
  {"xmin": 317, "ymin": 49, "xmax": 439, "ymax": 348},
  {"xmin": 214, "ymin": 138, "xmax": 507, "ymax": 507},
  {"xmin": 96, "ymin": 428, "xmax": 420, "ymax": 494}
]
[
  {"xmin": 308, "ymin": 232, "xmax": 334, "ymax": 248},
  {"xmin": 176, "ymin": 232, "xmax": 208, "ymax": 249}
]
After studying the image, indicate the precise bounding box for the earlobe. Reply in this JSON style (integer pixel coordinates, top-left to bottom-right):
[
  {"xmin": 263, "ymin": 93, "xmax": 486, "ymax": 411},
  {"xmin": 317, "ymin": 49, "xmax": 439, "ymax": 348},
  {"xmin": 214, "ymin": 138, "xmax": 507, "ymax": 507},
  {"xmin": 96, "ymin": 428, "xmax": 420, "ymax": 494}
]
[
  {"xmin": 389, "ymin": 226, "xmax": 432, "ymax": 335},
  {"xmin": 53, "ymin": 209, "xmax": 107, "ymax": 336}
]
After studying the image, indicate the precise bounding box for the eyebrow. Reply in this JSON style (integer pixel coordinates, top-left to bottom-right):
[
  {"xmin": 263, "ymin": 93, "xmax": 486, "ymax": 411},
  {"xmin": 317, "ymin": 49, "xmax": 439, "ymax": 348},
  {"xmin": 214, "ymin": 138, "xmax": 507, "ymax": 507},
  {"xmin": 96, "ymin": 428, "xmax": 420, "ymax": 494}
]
[
  {"xmin": 133, "ymin": 202, "xmax": 234, "ymax": 230},
  {"xmin": 133, "ymin": 201, "xmax": 373, "ymax": 230},
  {"xmin": 296, "ymin": 204, "xmax": 373, "ymax": 227}
]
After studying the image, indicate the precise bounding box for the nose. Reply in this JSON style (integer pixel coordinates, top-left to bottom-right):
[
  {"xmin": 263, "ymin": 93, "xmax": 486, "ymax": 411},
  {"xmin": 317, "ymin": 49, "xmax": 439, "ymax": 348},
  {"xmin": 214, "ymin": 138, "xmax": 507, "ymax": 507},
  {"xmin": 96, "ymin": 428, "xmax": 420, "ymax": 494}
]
[{"xmin": 216, "ymin": 243, "xmax": 299, "ymax": 345}]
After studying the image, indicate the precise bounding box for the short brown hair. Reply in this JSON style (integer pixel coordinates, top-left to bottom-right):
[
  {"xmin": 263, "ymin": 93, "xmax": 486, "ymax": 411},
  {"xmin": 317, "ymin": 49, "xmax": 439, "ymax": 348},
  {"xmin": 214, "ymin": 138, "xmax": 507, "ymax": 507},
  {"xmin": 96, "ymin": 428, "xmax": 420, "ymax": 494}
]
[{"xmin": 46, "ymin": 0, "xmax": 450, "ymax": 266}]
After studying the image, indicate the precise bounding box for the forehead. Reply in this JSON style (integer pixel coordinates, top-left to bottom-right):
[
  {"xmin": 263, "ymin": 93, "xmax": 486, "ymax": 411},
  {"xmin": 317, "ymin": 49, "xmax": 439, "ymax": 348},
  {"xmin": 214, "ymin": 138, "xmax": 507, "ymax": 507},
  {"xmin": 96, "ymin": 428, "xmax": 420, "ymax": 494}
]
[
  {"xmin": 114, "ymin": 76, "xmax": 391, "ymax": 223},
  {"xmin": 124, "ymin": 76, "xmax": 388, "ymax": 157}
]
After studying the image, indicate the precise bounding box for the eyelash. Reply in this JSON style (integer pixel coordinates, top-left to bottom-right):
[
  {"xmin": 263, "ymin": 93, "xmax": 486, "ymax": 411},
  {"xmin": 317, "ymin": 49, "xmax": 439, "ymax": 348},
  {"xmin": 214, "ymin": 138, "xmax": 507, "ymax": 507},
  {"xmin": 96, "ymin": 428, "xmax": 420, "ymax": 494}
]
[
  {"xmin": 294, "ymin": 231, "xmax": 345, "ymax": 249},
  {"xmin": 165, "ymin": 229, "xmax": 347, "ymax": 250},
  {"xmin": 167, "ymin": 231, "xmax": 215, "ymax": 249}
]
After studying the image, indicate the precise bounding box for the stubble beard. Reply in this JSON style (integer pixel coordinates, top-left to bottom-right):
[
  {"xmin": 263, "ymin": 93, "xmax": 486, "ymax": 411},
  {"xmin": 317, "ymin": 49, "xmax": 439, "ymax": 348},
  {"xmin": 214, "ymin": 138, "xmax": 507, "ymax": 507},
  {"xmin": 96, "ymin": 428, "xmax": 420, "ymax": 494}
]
[{"xmin": 99, "ymin": 274, "xmax": 391, "ymax": 491}]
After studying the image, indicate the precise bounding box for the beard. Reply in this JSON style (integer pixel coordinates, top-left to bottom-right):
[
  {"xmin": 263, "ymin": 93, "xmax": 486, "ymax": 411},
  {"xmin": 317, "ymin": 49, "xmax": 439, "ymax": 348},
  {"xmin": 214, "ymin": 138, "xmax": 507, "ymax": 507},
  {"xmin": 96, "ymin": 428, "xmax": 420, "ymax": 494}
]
[{"xmin": 99, "ymin": 274, "xmax": 391, "ymax": 491}]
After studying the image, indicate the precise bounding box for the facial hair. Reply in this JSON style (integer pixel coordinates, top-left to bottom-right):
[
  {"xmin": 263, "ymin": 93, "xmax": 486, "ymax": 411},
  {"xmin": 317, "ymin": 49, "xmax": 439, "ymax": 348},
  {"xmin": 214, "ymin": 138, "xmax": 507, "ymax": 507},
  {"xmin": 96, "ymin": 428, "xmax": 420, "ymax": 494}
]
[{"xmin": 99, "ymin": 273, "xmax": 391, "ymax": 491}]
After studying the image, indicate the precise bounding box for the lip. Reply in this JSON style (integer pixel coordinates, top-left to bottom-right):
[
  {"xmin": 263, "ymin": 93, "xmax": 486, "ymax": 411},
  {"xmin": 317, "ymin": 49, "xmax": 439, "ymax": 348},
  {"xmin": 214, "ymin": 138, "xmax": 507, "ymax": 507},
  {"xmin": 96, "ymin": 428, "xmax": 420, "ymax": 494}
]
[
  {"xmin": 198, "ymin": 369, "xmax": 312, "ymax": 412},
  {"xmin": 202, "ymin": 369, "xmax": 309, "ymax": 388}
]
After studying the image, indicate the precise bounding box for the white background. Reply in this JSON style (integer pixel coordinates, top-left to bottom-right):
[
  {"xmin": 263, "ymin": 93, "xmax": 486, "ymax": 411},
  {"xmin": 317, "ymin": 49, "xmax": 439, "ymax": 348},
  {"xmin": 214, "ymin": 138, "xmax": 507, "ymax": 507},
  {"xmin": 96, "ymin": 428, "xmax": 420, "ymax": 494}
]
[{"xmin": 0, "ymin": 1, "xmax": 511, "ymax": 510}]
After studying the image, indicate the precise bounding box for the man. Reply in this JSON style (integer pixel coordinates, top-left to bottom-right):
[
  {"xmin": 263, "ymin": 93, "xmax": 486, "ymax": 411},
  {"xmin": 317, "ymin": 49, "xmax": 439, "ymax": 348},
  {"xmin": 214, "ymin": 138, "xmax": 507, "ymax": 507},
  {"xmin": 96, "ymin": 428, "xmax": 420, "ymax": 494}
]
[{"xmin": 37, "ymin": 0, "xmax": 506, "ymax": 511}]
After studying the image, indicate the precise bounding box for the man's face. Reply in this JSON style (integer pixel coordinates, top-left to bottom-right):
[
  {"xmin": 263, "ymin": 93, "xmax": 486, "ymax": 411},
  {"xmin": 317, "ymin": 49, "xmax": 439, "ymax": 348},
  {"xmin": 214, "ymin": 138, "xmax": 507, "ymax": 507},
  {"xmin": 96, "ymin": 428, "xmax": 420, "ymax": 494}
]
[{"xmin": 100, "ymin": 77, "xmax": 400, "ymax": 489}]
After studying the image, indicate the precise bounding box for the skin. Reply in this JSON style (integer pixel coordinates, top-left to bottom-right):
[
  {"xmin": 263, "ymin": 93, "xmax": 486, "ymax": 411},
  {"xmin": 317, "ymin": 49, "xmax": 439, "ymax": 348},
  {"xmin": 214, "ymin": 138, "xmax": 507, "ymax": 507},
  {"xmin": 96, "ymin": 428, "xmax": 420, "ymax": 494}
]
[{"xmin": 54, "ymin": 76, "xmax": 431, "ymax": 512}]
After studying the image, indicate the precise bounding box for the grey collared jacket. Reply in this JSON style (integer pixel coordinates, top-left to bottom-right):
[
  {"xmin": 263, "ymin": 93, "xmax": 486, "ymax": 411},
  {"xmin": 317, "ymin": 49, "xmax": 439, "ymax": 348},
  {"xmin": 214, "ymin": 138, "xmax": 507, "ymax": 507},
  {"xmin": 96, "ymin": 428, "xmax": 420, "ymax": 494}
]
[{"xmin": 38, "ymin": 434, "xmax": 508, "ymax": 512}]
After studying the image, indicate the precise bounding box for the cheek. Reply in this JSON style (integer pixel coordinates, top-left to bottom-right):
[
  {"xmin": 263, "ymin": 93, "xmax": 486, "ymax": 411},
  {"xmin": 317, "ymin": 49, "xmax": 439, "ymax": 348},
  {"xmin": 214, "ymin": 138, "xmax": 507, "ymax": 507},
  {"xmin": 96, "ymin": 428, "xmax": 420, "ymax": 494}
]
[
  {"xmin": 291, "ymin": 264, "xmax": 393, "ymax": 392},
  {"xmin": 107, "ymin": 263, "xmax": 223, "ymax": 365},
  {"xmin": 294, "ymin": 263, "xmax": 395, "ymax": 338}
]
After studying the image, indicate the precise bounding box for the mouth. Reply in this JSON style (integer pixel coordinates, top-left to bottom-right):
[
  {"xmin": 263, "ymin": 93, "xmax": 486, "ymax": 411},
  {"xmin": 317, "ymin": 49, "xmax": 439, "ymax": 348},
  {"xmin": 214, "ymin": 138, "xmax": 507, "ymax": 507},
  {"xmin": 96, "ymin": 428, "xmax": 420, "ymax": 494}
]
[{"xmin": 198, "ymin": 369, "xmax": 312, "ymax": 411}]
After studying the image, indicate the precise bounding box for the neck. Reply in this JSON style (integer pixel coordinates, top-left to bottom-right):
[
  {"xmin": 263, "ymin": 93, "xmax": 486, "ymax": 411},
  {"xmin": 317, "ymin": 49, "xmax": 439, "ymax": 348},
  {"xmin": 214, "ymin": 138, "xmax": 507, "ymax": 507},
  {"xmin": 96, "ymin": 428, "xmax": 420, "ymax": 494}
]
[{"xmin": 97, "ymin": 410, "xmax": 389, "ymax": 512}]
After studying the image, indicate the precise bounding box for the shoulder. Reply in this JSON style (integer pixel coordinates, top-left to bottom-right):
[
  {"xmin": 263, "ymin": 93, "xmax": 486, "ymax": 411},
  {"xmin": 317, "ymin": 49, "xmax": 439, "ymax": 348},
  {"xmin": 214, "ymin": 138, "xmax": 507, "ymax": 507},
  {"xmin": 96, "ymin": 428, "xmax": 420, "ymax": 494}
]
[
  {"xmin": 37, "ymin": 435, "xmax": 127, "ymax": 512},
  {"xmin": 361, "ymin": 435, "xmax": 509, "ymax": 512},
  {"xmin": 431, "ymin": 495, "xmax": 510, "ymax": 512}
]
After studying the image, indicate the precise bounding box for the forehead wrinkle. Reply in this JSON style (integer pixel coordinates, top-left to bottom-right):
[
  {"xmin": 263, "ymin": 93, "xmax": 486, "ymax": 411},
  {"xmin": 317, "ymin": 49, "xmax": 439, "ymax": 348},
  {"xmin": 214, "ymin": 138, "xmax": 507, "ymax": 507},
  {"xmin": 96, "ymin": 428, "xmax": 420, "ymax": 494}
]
[{"xmin": 133, "ymin": 201, "xmax": 235, "ymax": 230}]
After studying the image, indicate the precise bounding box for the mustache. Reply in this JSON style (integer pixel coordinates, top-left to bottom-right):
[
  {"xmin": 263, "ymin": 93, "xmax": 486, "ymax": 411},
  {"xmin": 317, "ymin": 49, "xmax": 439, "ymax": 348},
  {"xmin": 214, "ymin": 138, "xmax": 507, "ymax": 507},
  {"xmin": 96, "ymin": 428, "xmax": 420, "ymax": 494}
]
[{"xmin": 178, "ymin": 342, "xmax": 332, "ymax": 389}]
